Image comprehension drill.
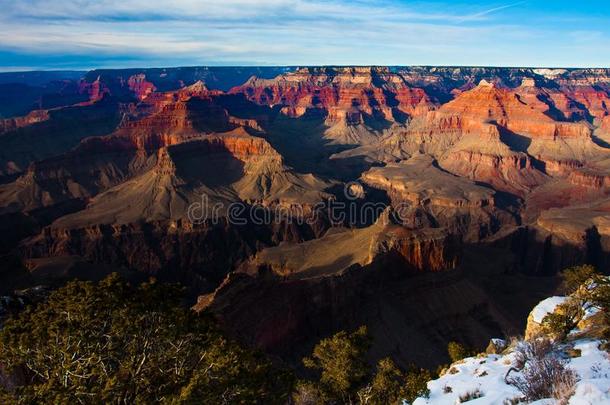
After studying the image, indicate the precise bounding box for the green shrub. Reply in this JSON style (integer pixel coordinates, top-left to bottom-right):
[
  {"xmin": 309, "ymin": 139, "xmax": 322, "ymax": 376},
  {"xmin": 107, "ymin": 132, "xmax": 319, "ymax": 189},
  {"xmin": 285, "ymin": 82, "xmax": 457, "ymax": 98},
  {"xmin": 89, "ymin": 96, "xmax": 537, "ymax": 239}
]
[
  {"xmin": 542, "ymin": 298, "xmax": 585, "ymax": 340},
  {"xmin": 403, "ymin": 366, "xmax": 431, "ymax": 403},
  {"xmin": 302, "ymin": 326, "xmax": 371, "ymax": 403},
  {"xmin": 560, "ymin": 265, "xmax": 598, "ymax": 295},
  {"xmin": 447, "ymin": 341, "xmax": 476, "ymax": 363},
  {"xmin": 356, "ymin": 359, "xmax": 430, "ymax": 405},
  {"xmin": 0, "ymin": 274, "xmax": 292, "ymax": 404}
]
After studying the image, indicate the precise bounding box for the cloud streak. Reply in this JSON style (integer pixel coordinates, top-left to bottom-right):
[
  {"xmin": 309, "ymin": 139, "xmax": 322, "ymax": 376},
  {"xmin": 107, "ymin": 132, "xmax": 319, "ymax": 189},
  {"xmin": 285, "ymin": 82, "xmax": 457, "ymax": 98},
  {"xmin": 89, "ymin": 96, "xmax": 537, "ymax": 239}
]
[
  {"xmin": 456, "ymin": 1, "xmax": 527, "ymax": 23},
  {"xmin": 0, "ymin": 0, "xmax": 609, "ymax": 70}
]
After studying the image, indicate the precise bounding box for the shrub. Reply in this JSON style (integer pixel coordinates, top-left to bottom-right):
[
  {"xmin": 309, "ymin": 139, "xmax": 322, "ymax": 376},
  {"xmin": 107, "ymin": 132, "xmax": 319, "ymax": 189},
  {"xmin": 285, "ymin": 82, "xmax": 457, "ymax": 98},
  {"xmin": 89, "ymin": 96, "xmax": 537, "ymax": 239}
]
[
  {"xmin": 458, "ymin": 388, "xmax": 483, "ymax": 402},
  {"xmin": 0, "ymin": 274, "xmax": 293, "ymax": 404},
  {"xmin": 588, "ymin": 274, "xmax": 610, "ymax": 316},
  {"xmin": 403, "ymin": 366, "xmax": 431, "ymax": 403},
  {"xmin": 551, "ymin": 367, "xmax": 578, "ymax": 405},
  {"xmin": 506, "ymin": 339, "xmax": 578, "ymax": 402},
  {"xmin": 354, "ymin": 359, "xmax": 431, "ymax": 405},
  {"xmin": 302, "ymin": 326, "xmax": 371, "ymax": 403},
  {"xmin": 358, "ymin": 358, "xmax": 404, "ymax": 405},
  {"xmin": 560, "ymin": 265, "xmax": 598, "ymax": 295},
  {"xmin": 447, "ymin": 341, "xmax": 476, "ymax": 363},
  {"xmin": 542, "ymin": 298, "xmax": 585, "ymax": 339}
]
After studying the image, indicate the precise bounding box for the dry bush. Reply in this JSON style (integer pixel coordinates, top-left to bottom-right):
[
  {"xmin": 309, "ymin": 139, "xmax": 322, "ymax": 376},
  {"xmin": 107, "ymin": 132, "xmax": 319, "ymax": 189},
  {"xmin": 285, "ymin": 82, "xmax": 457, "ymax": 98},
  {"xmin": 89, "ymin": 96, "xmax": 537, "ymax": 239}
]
[
  {"xmin": 506, "ymin": 339, "xmax": 578, "ymax": 402},
  {"xmin": 458, "ymin": 388, "xmax": 483, "ymax": 402},
  {"xmin": 512, "ymin": 338, "xmax": 553, "ymax": 369},
  {"xmin": 551, "ymin": 368, "xmax": 578, "ymax": 405}
]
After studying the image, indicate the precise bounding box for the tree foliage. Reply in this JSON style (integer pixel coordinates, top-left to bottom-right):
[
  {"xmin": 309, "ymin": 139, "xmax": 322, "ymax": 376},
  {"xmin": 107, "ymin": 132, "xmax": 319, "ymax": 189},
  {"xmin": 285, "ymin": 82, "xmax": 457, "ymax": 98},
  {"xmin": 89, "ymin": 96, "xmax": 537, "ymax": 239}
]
[
  {"xmin": 303, "ymin": 326, "xmax": 371, "ymax": 403},
  {"xmin": 542, "ymin": 298, "xmax": 585, "ymax": 339},
  {"xmin": 0, "ymin": 274, "xmax": 292, "ymax": 404},
  {"xmin": 0, "ymin": 275, "xmax": 443, "ymax": 404},
  {"xmin": 554, "ymin": 264, "xmax": 610, "ymax": 340},
  {"xmin": 560, "ymin": 265, "xmax": 598, "ymax": 295},
  {"xmin": 447, "ymin": 341, "xmax": 476, "ymax": 363},
  {"xmin": 356, "ymin": 358, "xmax": 431, "ymax": 405},
  {"xmin": 300, "ymin": 329, "xmax": 431, "ymax": 405}
]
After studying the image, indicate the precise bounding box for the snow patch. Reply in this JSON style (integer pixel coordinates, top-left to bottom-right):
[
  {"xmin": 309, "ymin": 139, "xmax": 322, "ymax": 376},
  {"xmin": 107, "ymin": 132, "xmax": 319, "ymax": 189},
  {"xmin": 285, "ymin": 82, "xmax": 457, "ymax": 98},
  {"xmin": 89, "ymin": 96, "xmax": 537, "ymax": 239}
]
[
  {"xmin": 532, "ymin": 296, "xmax": 568, "ymax": 323},
  {"xmin": 411, "ymin": 339, "xmax": 610, "ymax": 405}
]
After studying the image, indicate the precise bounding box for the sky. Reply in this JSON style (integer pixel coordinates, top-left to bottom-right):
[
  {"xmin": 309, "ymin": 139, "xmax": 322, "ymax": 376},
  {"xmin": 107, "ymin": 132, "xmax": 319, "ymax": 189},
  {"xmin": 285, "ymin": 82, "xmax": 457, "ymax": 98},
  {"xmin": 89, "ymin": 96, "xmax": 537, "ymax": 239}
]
[{"xmin": 0, "ymin": 0, "xmax": 609, "ymax": 71}]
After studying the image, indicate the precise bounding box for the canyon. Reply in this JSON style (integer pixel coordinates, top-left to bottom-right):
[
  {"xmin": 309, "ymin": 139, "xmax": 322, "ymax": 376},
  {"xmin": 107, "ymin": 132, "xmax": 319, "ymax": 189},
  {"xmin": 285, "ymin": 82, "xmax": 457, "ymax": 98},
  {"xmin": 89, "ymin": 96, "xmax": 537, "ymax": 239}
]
[{"xmin": 1, "ymin": 66, "xmax": 610, "ymax": 367}]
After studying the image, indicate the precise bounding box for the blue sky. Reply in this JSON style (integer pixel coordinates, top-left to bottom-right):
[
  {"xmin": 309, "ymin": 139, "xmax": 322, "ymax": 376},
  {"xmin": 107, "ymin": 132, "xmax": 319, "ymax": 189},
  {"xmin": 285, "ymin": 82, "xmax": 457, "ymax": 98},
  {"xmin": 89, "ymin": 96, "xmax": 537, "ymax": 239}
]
[{"xmin": 0, "ymin": 0, "xmax": 608, "ymax": 71}]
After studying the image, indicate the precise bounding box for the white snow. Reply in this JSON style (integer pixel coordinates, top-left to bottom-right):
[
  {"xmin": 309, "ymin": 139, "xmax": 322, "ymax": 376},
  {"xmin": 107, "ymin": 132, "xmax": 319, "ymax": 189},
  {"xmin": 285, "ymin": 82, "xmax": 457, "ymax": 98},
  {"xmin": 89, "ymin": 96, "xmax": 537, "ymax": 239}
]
[
  {"xmin": 584, "ymin": 306, "xmax": 601, "ymax": 320},
  {"xmin": 411, "ymin": 338, "xmax": 610, "ymax": 405},
  {"xmin": 532, "ymin": 296, "xmax": 568, "ymax": 323}
]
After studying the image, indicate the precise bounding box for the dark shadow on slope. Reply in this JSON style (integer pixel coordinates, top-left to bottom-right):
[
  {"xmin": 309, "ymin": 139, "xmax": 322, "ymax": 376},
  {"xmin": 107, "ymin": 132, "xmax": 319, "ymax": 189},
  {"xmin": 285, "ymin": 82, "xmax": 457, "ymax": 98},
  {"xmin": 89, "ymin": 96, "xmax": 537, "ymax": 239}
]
[
  {"xmin": 591, "ymin": 134, "xmax": 610, "ymax": 149},
  {"xmin": 214, "ymin": 93, "xmax": 282, "ymax": 124},
  {"xmin": 0, "ymin": 80, "xmax": 88, "ymax": 118},
  {"xmin": 265, "ymin": 113, "xmax": 376, "ymax": 182},
  {"xmin": 585, "ymin": 226, "xmax": 603, "ymax": 268},
  {"xmin": 473, "ymin": 180, "xmax": 523, "ymax": 213},
  {"xmin": 0, "ymin": 97, "xmax": 122, "ymax": 174},
  {"xmin": 495, "ymin": 125, "xmax": 532, "ymax": 153},
  {"xmin": 324, "ymin": 183, "xmax": 391, "ymax": 227},
  {"xmin": 168, "ymin": 139, "xmax": 245, "ymax": 188},
  {"xmin": 362, "ymin": 112, "xmax": 393, "ymax": 132},
  {"xmin": 536, "ymin": 93, "xmax": 572, "ymax": 122},
  {"xmin": 187, "ymin": 97, "xmax": 236, "ymax": 133}
]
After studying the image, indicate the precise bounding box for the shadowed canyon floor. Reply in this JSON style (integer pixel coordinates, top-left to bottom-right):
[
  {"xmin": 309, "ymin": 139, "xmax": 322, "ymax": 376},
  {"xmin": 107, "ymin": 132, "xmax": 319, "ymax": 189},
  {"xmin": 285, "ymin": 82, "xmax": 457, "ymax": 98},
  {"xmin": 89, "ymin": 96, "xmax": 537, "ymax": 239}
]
[{"xmin": 1, "ymin": 66, "xmax": 610, "ymax": 367}]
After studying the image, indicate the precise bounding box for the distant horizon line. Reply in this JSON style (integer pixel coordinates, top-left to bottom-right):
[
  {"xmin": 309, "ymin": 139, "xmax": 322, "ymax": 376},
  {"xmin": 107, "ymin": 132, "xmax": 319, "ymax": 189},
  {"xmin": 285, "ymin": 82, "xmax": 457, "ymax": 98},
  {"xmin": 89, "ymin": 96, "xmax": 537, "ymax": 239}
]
[{"xmin": 1, "ymin": 64, "xmax": 610, "ymax": 74}]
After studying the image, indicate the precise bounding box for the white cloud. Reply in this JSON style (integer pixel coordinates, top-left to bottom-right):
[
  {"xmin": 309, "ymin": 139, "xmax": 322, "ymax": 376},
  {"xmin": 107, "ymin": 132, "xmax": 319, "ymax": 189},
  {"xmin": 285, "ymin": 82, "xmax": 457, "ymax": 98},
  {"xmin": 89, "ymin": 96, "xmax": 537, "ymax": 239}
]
[{"xmin": 0, "ymin": 0, "xmax": 609, "ymax": 68}]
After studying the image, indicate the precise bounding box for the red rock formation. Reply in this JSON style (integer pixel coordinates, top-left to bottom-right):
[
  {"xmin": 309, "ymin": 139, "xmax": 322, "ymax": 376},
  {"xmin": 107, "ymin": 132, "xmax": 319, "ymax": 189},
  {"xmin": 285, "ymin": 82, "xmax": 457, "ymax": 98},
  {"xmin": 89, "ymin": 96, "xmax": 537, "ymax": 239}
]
[
  {"xmin": 127, "ymin": 74, "xmax": 156, "ymax": 100},
  {"xmin": 441, "ymin": 149, "xmax": 547, "ymax": 196},
  {"xmin": 567, "ymin": 169, "xmax": 610, "ymax": 190},
  {"xmin": 369, "ymin": 226, "xmax": 459, "ymax": 272},
  {"xmin": 230, "ymin": 67, "xmax": 434, "ymax": 124},
  {"xmin": 78, "ymin": 77, "xmax": 109, "ymax": 102},
  {"xmin": 441, "ymin": 80, "xmax": 591, "ymax": 140},
  {"xmin": 0, "ymin": 110, "xmax": 50, "ymax": 134},
  {"xmin": 112, "ymin": 92, "xmax": 233, "ymax": 149}
]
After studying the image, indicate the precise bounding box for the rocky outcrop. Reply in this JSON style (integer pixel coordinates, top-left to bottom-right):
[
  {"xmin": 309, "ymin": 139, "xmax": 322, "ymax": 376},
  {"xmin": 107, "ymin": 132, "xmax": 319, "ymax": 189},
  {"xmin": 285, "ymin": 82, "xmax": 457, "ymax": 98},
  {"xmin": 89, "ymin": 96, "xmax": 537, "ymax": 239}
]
[
  {"xmin": 0, "ymin": 99, "xmax": 123, "ymax": 177},
  {"xmin": 238, "ymin": 209, "xmax": 459, "ymax": 280},
  {"xmin": 567, "ymin": 169, "xmax": 610, "ymax": 190},
  {"xmin": 362, "ymin": 155, "xmax": 494, "ymax": 208},
  {"xmin": 490, "ymin": 216, "xmax": 610, "ymax": 275},
  {"xmin": 360, "ymin": 155, "xmax": 514, "ymax": 241},
  {"xmin": 22, "ymin": 212, "xmax": 331, "ymax": 289},
  {"xmin": 231, "ymin": 67, "xmax": 434, "ymax": 126},
  {"xmin": 197, "ymin": 240, "xmax": 511, "ymax": 368},
  {"xmin": 127, "ymin": 74, "xmax": 156, "ymax": 100},
  {"xmin": 524, "ymin": 296, "xmax": 567, "ymax": 339},
  {"xmin": 0, "ymin": 110, "xmax": 50, "ymax": 134}
]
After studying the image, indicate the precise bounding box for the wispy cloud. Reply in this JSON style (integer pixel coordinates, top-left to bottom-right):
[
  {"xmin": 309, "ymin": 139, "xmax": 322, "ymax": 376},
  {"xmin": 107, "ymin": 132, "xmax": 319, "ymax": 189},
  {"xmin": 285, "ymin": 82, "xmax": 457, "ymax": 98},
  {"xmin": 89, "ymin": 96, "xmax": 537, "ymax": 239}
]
[
  {"xmin": 0, "ymin": 0, "xmax": 609, "ymax": 69},
  {"xmin": 455, "ymin": 1, "xmax": 527, "ymax": 23}
]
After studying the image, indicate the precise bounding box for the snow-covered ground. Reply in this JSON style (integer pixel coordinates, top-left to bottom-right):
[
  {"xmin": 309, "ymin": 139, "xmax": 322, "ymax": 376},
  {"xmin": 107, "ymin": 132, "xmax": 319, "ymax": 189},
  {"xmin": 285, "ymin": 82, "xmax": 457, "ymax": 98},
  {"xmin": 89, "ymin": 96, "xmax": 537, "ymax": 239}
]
[
  {"xmin": 531, "ymin": 296, "xmax": 568, "ymax": 323},
  {"xmin": 412, "ymin": 287, "xmax": 610, "ymax": 405},
  {"xmin": 412, "ymin": 338, "xmax": 610, "ymax": 404}
]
